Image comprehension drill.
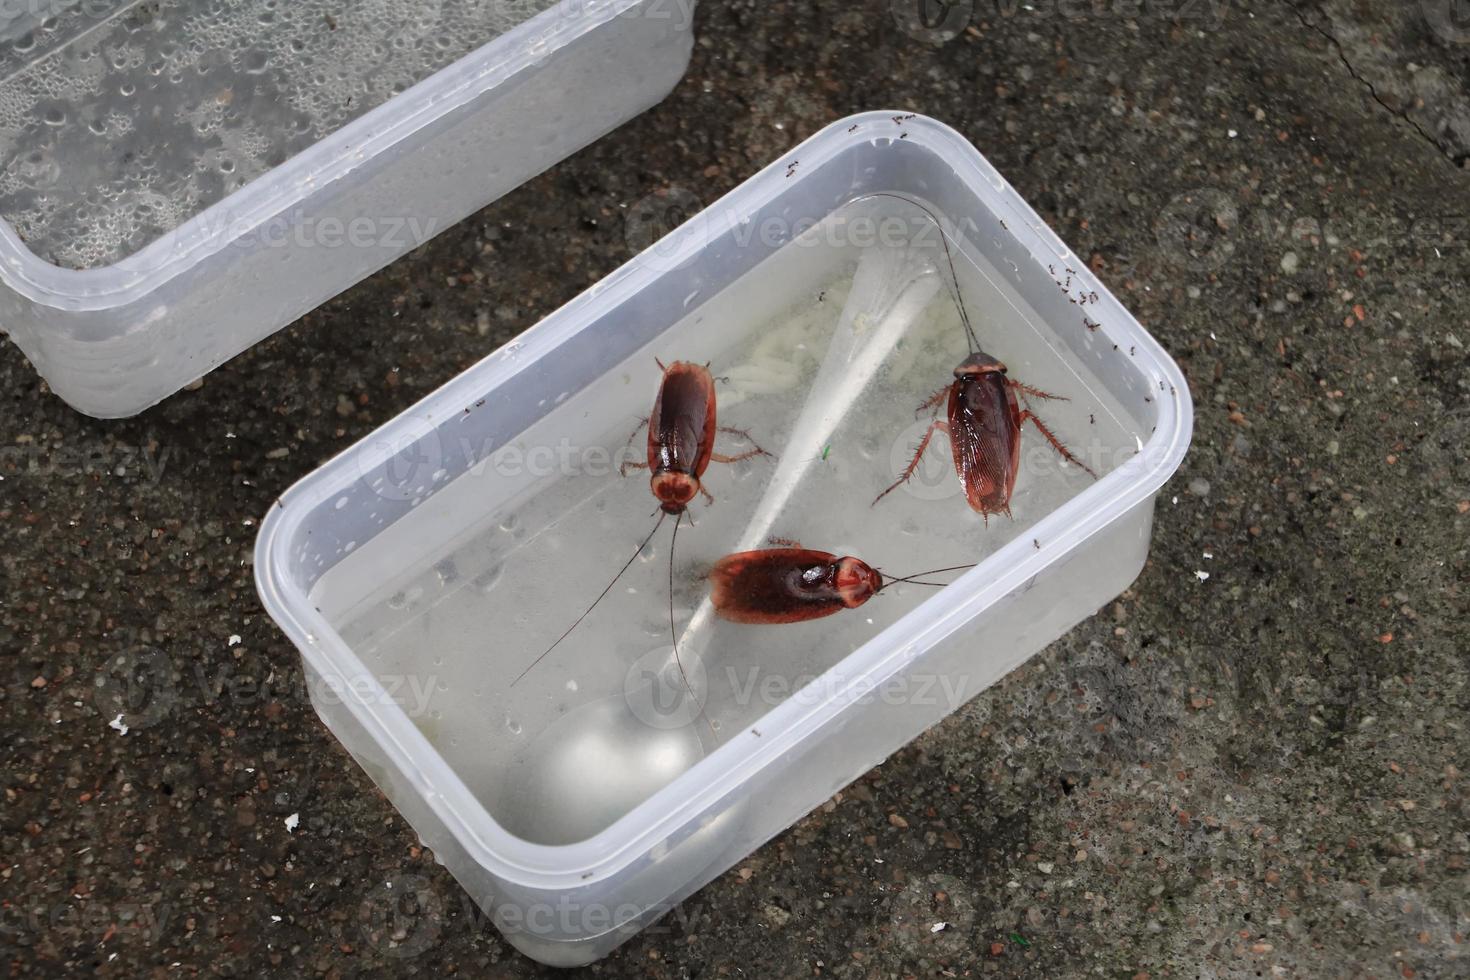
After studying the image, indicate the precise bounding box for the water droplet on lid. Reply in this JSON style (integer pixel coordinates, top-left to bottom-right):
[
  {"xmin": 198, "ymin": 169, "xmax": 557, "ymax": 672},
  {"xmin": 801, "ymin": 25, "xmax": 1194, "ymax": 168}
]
[
  {"xmin": 433, "ymin": 559, "xmax": 458, "ymax": 586},
  {"xmin": 475, "ymin": 564, "xmax": 504, "ymax": 594}
]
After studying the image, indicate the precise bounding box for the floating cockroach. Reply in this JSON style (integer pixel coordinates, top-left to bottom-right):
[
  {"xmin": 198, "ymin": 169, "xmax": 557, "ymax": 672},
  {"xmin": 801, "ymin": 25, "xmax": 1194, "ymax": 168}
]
[
  {"xmin": 511, "ymin": 360, "xmax": 771, "ymax": 718},
  {"xmin": 862, "ymin": 194, "xmax": 1098, "ymax": 521},
  {"xmin": 874, "ymin": 353, "xmax": 1098, "ymax": 521},
  {"xmin": 709, "ymin": 547, "xmax": 974, "ymax": 625}
]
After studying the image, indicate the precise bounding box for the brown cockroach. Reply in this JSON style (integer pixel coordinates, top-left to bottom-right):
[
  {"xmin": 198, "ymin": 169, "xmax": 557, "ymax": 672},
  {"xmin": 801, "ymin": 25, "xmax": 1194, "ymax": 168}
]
[
  {"xmin": 873, "ymin": 351, "xmax": 1097, "ymax": 520},
  {"xmin": 619, "ymin": 359, "xmax": 770, "ymax": 512},
  {"xmin": 709, "ymin": 547, "xmax": 974, "ymax": 625},
  {"xmin": 861, "ymin": 195, "xmax": 1097, "ymax": 520},
  {"xmin": 511, "ymin": 360, "xmax": 771, "ymax": 714}
]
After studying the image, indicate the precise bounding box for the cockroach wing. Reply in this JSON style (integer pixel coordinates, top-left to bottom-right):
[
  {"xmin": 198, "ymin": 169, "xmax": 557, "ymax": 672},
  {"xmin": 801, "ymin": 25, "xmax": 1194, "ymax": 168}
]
[
  {"xmin": 710, "ymin": 549, "xmax": 849, "ymax": 625},
  {"xmin": 649, "ymin": 362, "xmax": 717, "ymax": 477},
  {"xmin": 949, "ymin": 374, "xmax": 1021, "ymax": 517}
]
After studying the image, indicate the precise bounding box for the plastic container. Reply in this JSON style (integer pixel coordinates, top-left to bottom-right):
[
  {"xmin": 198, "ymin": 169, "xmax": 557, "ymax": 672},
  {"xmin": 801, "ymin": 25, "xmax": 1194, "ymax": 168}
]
[
  {"xmin": 254, "ymin": 111, "xmax": 1192, "ymax": 966},
  {"xmin": 0, "ymin": 0, "xmax": 696, "ymax": 418}
]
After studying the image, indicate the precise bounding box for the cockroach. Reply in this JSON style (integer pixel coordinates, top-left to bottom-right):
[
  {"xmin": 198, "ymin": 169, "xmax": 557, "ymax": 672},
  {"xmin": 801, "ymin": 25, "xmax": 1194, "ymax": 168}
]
[
  {"xmin": 860, "ymin": 194, "xmax": 1097, "ymax": 521},
  {"xmin": 511, "ymin": 360, "xmax": 771, "ymax": 718},
  {"xmin": 873, "ymin": 351, "xmax": 1098, "ymax": 521},
  {"xmin": 709, "ymin": 548, "xmax": 974, "ymax": 625}
]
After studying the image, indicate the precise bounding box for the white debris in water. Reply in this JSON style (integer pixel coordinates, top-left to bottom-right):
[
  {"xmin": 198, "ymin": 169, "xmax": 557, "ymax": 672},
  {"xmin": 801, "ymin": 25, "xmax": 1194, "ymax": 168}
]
[
  {"xmin": 284, "ymin": 813, "xmax": 300, "ymax": 832},
  {"xmin": 108, "ymin": 714, "xmax": 129, "ymax": 736},
  {"xmin": 1195, "ymin": 570, "xmax": 1211, "ymax": 582},
  {"xmin": 228, "ymin": 635, "xmax": 242, "ymax": 647},
  {"xmin": 1203, "ymin": 551, "xmax": 1214, "ymax": 559},
  {"xmin": 930, "ymin": 922, "xmax": 949, "ymax": 934}
]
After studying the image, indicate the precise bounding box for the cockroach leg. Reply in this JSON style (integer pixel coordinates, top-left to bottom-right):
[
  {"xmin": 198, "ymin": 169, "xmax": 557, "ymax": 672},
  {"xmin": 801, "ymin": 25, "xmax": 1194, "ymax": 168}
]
[
  {"xmin": 698, "ymin": 485, "xmax": 715, "ymax": 506},
  {"xmin": 711, "ymin": 447, "xmax": 769, "ymax": 465},
  {"xmin": 1017, "ymin": 409, "xmax": 1097, "ymax": 478},
  {"xmin": 618, "ymin": 418, "xmax": 650, "ymax": 476},
  {"xmin": 872, "ymin": 419, "xmax": 950, "ymax": 506},
  {"xmin": 715, "ymin": 425, "xmax": 774, "ymax": 459},
  {"xmin": 1009, "ymin": 381, "xmax": 1067, "ymax": 401},
  {"xmin": 916, "ymin": 386, "xmax": 949, "ymax": 415}
]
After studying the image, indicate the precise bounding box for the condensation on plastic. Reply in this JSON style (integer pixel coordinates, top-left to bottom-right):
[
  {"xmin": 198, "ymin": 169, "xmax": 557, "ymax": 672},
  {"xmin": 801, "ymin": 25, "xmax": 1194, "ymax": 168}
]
[
  {"xmin": 0, "ymin": 0, "xmax": 696, "ymax": 417},
  {"xmin": 255, "ymin": 112, "xmax": 1194, "ymax": 967}
]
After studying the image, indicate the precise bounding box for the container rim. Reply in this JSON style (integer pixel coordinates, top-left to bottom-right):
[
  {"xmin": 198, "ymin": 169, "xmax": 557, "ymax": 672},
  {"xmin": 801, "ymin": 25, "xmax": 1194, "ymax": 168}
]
[
  {"xmin": 255, "ymin": 110, "xmax": 1193, "ymax": 891},
  {"xmin": 0, "ymin": 0, "xmax": 653, "ymax": 309}
]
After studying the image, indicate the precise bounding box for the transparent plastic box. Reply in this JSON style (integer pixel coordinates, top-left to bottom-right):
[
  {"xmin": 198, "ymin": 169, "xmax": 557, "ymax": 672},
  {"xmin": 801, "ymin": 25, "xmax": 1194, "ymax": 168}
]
[
  {"xmin": 255, "ymin": 111, "xmax": 1192, "ymax": 966},
  {"xmin": 0, "ymin": 0, "xmax": 696, "ymax": 418}
]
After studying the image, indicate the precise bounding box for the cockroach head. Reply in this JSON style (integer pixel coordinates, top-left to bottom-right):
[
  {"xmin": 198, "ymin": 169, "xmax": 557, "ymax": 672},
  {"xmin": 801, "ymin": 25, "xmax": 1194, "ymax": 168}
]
[
  {"xmin": 652, "ymin": 471, "xmax": 698, "ymax": 513},
  {"xmin": 954, "ymin": 351, "xmax": 1007, "ymax": 378},
  {"xmin": 833, "ymin": 557, "xmax": 883, "ymax": 609}
]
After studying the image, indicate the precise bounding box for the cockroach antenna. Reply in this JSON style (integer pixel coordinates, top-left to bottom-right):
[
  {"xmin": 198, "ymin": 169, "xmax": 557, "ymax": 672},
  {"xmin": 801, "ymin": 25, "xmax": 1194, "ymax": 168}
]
[
  {"xmin": 666, "ymin": 510, "xmax": 714, "ymax": 737},
  {"xmin": 859, "ymin": 191, "xmax": 982, "ymax": 355},
  {"xmin": 877, "ymin": 563, "xmax": 977, "ymax": 590},
  {"xmin": 510, "ymin": 513, "xmax": 668, "ymax": 688}
]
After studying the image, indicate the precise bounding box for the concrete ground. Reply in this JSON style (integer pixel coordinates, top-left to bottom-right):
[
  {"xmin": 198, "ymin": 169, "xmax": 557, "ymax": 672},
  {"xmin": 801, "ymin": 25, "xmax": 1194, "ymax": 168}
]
[{"xmin": 3, "ymin": 0, "xmax": 1467, "ymax": 976}]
